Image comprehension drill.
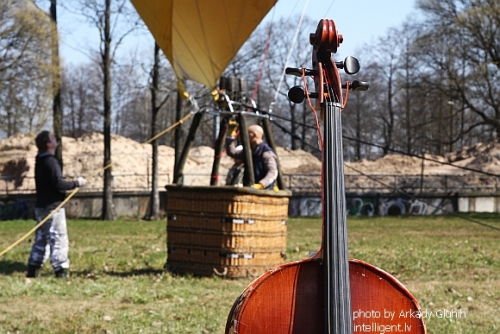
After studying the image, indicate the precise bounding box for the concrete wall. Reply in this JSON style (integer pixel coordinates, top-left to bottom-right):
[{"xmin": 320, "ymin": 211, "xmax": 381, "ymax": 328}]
[
  {"xmin": 290, "ymin": 193, "xmax": 458, "ymax": 217},
  {"xmin": 458, "ymin": 195, "xmax": 500, "ymax": 213},
  {"xmin": 3, "ymin": 191, "xmax": 500, "ymax": 219},
  {"xmin": 0, "ymin": 191, "xmax": 167, "ymax": 219}
]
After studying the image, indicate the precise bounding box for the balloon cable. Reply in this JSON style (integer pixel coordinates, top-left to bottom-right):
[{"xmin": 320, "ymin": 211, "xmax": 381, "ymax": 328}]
[
  {"xmin": 251, "ymin": 24, "xmax": 273, "ymax": 101},
  {"xmin": 269, "ymin": 0, "xmax": 310, "ymax": 111}
]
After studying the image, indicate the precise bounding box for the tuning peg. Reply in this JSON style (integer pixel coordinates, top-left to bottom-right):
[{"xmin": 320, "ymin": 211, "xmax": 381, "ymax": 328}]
[
  {"xmin": 285, "ymin": 67, "xmax": 317, "ymax": 77},
  {"xmin": 342, "ymin": 80, "xmax": 369, "ymax": 91},
  {"xmin": 335, "ymin": 56, "xmax": 360, "ymax": 75},
  {"xmin": 288, "ymin": 86, "xmax": 320, "ymax": 103},
  {"xmin": 288, "ymin": 86, "xmax": 305, "ymax": 103}
]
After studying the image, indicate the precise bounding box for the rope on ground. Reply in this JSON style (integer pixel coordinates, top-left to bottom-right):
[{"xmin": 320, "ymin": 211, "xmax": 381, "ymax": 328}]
[{"xmin": 0, "ymin": 188, "xmax": 79, "ymax": 257}]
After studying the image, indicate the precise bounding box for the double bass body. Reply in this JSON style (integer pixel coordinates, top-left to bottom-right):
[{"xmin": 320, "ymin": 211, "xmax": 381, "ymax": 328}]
[{"xmin": 225, "ymin": 258, "xmax": 426, "ymax": 333}]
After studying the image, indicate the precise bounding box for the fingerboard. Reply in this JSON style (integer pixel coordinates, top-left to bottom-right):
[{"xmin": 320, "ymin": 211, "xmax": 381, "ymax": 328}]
[{"xmin": 323, "ymin": 101, "xmax": 353, "ymax": 334}]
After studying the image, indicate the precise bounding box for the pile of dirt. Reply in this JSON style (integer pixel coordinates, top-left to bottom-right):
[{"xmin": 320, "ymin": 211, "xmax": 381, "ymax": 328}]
[
  {"xmin": 0, "ymin": 132, "xmax": 322, "ymax": 193},
  {"xmin": 345, "ymin": 143, "xmax": 500, "ymax": 176},
  {"xmin": 1, "ymin": 132, "xmax": 499, "ymax": 194}
]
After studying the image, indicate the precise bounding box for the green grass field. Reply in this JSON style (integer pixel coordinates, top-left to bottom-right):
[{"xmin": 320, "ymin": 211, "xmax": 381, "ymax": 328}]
[{"xmin": 0, "ymin": 214, "xmax": 499, "ymax": 333}]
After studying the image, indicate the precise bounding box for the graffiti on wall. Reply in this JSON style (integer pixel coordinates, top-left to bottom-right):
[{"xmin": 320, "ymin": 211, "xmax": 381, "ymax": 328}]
[
  {"xmin": 291, "ymin": 195, "xmax": 455, "ymax": 217},
  {"xmin": 0, "ymin": 199, "xmax": 28, "ymax": 220},
  {"xmin": 347, "ymin": 197, "xmax": 376, "ymax": 216},
  {"xmin": 380, "ymin": 198, "xmax": 428, "ymax": 215},
  {"xmin": 289, "ymin": 197, "xmax": 322, "ymax": 217},
  {"xmin": 347, "ymin": 196, "xmax": 430, "ymax": 216}
]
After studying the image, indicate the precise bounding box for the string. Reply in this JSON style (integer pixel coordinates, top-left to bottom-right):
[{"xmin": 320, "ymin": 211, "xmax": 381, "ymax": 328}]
[
  {"xmin": 342, "ymin": 81, "xmax": 350, "ymax": 109},
  {"xmin": 300, "ymin": 65, "xmax": 325, "ymax": 262},
  {"xmin": 301, "ymin": 68, "xmax": 324, "ymax": 149},
  {"xmin": 322, "ymin": 50, "xmax": 353, "ymax": 334}
]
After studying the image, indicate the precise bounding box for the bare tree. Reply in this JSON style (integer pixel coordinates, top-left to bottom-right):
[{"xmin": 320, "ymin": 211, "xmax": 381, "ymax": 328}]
[
  {"xmin": 148, "ymin": 43, "xmax": 162, "ymax": 219},
  {"xmin": 101, "ymin": 0, "xmax": 115, "ymax": 220},
  {"xmin": 416, "ymin": 0, "xmax": 500, "ymax": 144},
  {"xmin": 262, "ymin": 17, "xmax": 319, "ymax": 151},
  {"xmin": 33, "ymin": 0, "xmax": 64, "ymax": 164},
  {"xmin": 342, "ymin": 70, "xmax": 375, "ymax": 161},
  {"xmin": 48, "ymin": 0, "xmax": 63, "ymax": 165},
  {"xmin": 76, "ymin": 0, "xmax": 140, "ymax": 220},
  {"xmin": 0, "ymin": 0, "xmax": 53, "ymax": 139},
  {"xmin": 370, "ymin": 28, "xmax": 404, "ymax": 156},
  {"xmin": 112, "ymin": 61, "xmax": 149, "ymax": 139},
  {"xmin": 147, "ymin": 43, "xmax": 174, "ymax": 219},
  {"xmin": 61, "ymin": 63, "xmax": 102, "ymax": 137}
]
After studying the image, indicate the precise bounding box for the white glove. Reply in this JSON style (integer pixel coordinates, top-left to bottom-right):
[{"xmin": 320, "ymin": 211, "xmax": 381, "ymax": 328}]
[{"xmin": 76, "ymin": 177, "xmax": 87, "ymax": 187}]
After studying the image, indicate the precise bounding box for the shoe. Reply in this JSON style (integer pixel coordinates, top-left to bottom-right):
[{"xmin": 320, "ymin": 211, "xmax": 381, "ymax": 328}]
[
  {"xmin": 26, "ymin": 265, "xmax": 40, "ymax": 278},
  {"xmin": 55, "ymin": 269, "xmax": 68, "ymax": 279}
]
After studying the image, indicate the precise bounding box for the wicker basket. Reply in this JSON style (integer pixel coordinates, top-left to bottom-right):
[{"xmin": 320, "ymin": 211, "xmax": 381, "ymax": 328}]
[{"xmin": 165, "ymin": 185, "xmax": 291, "ymax": 278}]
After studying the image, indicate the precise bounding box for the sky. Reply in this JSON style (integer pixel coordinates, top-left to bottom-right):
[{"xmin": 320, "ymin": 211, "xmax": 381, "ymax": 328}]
[
  {"xmin": 265, "ymin": 0, "xmax": 419, "ymax": 58},
  {"xmin": 58, "ymin": 0, "xmax": 419, "ymax": 67}
]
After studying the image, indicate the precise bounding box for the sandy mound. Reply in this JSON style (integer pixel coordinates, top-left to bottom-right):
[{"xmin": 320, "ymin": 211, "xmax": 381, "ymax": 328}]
[
  {"xmin": 0, "ymin": 132, "xmax": 322, "ymax": 193},
  {"xmin": 1, "ymin": 132, "xmax": 499, "ymax": 194},
  {"xmin": 343, "ymin": 142, "xmax": 500, "ymax": 177}
]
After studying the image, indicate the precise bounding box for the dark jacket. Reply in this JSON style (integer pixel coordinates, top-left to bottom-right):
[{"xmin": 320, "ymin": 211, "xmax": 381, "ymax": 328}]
[
  {"xmin": 252, "ymin": 142, "xmax": 276, "ymax": 190},
  {"xmin": 35, "ymin": 153, "xmax": 78, "ymax": 208}
]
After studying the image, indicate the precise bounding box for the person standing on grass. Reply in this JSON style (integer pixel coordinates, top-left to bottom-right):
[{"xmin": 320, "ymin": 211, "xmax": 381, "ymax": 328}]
[{"xmin": 26, "ymin": 131, "xmax": 86, "ymax": 279}]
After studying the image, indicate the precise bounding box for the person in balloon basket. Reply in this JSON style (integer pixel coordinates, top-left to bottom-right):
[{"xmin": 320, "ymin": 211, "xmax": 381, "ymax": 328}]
[
  {"xmin": 225, "ymin": 145, "xmax": 245, "ymax": 187},
  {"xmin": 26, "ymin": 131, "xmax": 86, "ymax": 279},
  {"xmin": 226, "ymin": 121, "xmax": 278, "ymax": 191}
]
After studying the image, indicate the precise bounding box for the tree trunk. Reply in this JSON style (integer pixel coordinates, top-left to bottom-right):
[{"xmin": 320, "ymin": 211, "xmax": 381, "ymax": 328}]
[
  {"xmin": 301, "ymin": 102, "xmax": 307, "ymax": 151},
  {"xmin": 384, "ymin": 74, "xmax": 394, "ymax": 155},
  {"xmin": 173, "ymin": 112, "xmax": 203, "ymax": 184},
  {"xmin": 148, "ymin": 43, "xmax": 160, "ymax": 220},
  {"xmin": 102, "ymin": 0, "xmax": 116, "ymax": 220},
  {"xmin": 356, "ymin": 104, "xmax": 361, "ymax": 161},
  {"xmin": 173, "ymin": 88, "xmax": 184, "ymax": 183},
  {"xmin": 50, "ymin": 0, "xmax": 63, "ymax": 169},
  {"xmin": 290, "ymin": 102, "xmax": 298, "ymax": 150}
]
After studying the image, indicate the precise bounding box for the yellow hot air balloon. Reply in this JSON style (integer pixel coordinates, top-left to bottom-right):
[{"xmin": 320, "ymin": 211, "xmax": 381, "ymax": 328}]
[
  {"xmin": 131, "ymin": 1, "xmax": 294, "ymax": 285},
  {"xmin": 130, "ymin": 0, "xmax": 277, "ymax": 96}
]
